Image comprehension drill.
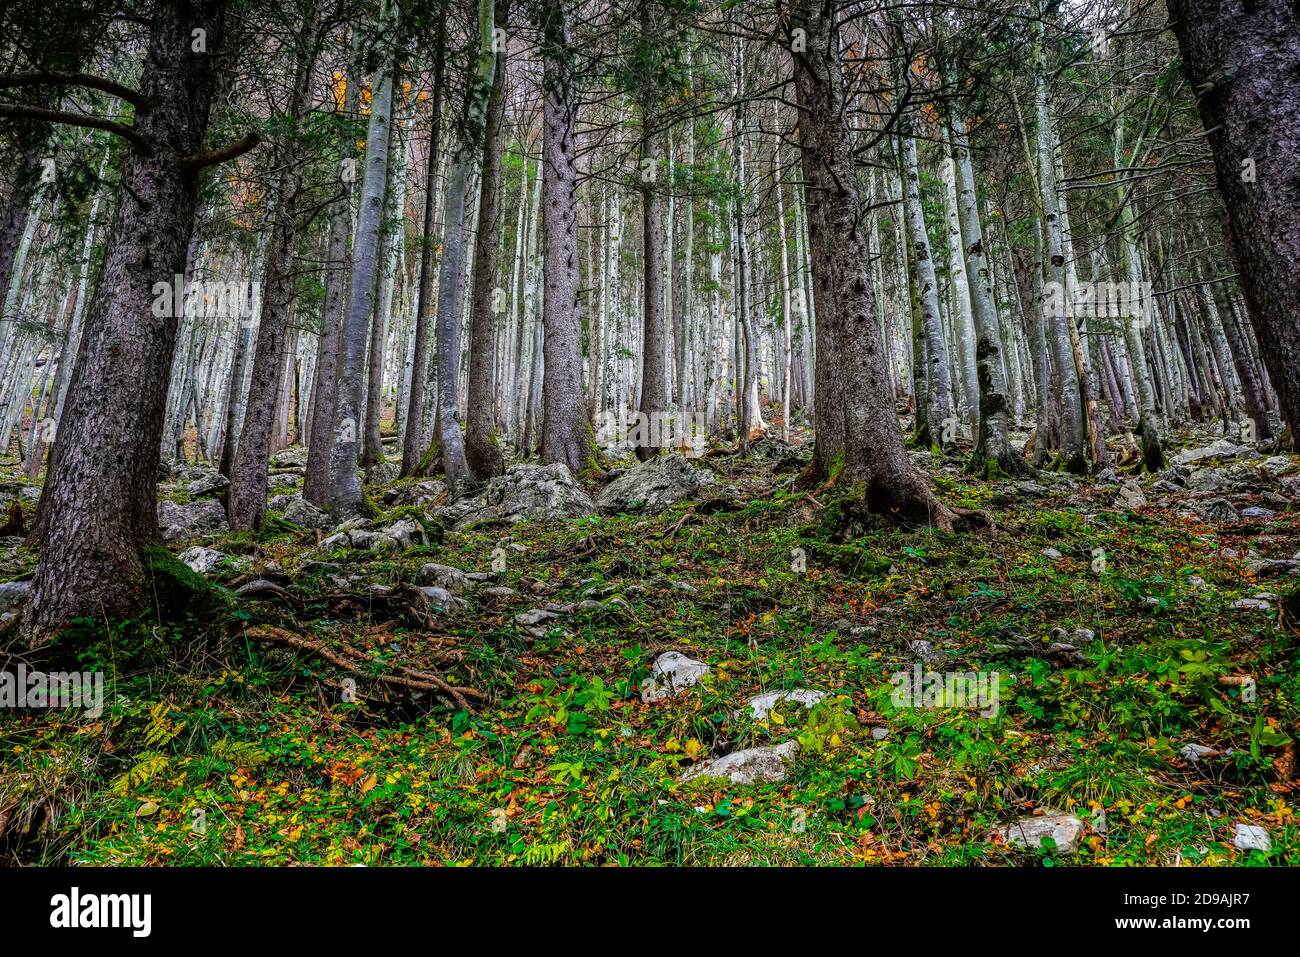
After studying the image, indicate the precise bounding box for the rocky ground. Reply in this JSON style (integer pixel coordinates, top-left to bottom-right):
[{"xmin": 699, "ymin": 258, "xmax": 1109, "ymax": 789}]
[{"xmin": 1, "ymin": 426, "xmax": 1298, "ymax": 865}]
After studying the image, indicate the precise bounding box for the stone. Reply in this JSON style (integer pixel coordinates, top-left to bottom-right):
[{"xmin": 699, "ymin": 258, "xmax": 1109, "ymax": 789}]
[
  {"xmin": 419, "ymin": 562, "xmax": 473, "ymax": 594},
  {"xmin": 186, "ymin": 472, "xmax": 229, "ymax": 498},
  {"xmin": 419, "ymin": 585, "xmax": 468, "ymax": 613},
  {"xmin": 744, "ymin": 689, "xmax": 826, "ymax": 720},
  {"xmin": 1233, "ymin": 823, "xmax": 1272, "ymax": 853},
  {"xmin": 596, "ymin": 454, "xmax": 716, "ymax": 514},
  {"xmin": 0, "ymin": 580, "xmax": 32, "ymax": 613},
  {"xmin": 1116, "ymin": 481, "xmax": 1147, "ymax": 509},
  {"xmin": 365, "ymin": 461, "xmax": 400, "ymax": 485},
  {"xmin": 177, "ymin": 546, "xmax": 225, "ymax": 575},
  {"xmin": 908, "ymin": 638, "xmax": 944, "ymax": 664},
  {"xmin": 1179, "ymin": 743, "xmax": 1218, "ymax": 763},
  {"xmin": 516, "ymin": 608, "xmax": 561, "ymax": 627},
  {"xmin": 1172, "ymin": 439, "xmax": 1245, "ymax": 466},
  {"xmin": 994, "ymin": 811, "xmax": 1084, "ymax": 855},
  {"xmin": 387, "ymin": 479, "xmax": 448, "ymax": 506},
  {"xmin": 270, "ymin": 446, "xmax": 310, "ymax": 469},
  {"xmin": 376, "ymin": 518, "xmax": 424, "ymax": 551},
  {"xmin": 1041, "ymin": 547, "xmax": 1063, "ymax": 560},
  {"xmin": 1245, "ymin": 557, "xmax": 1298, "ymax": 577},
  {"xmin": 1233, "ymin": 598, "xmax": 1272, "ymax": 611},
  {"xmin": 1193, "ymin": 498, "xmax": 1239, "ymax": 524},
  {"xmin": 438, "ymin": 463, "xmax": 595, "ymax": 528},
  {"xmin": 1241, "ymin": 506, "xmax": 1276, "ymax": 518},
  {"xmin": 267, "ymin": 472, "xmax": 300, "ymax": 490},
  {"xmin": 1259, "ymin": 456, "xmax": 1293, "ymax": 477},
  {"xmin": 643, "ymin": 651, "xmax": 710, "ymax": 701},
  {"xmin": 283, "ymin": 496, "xmax": 330, "ymax": 529},
  {"xmin": 680, "ymin": 740, "xmax": 800, "ymax": 786},
  {"xmin": 158, "ymin": 499, "xmax": 229, "ymax": 542}
]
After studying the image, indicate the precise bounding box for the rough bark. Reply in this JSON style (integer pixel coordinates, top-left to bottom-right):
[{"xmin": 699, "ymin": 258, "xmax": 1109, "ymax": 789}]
[
  {"xmin": 1167, "ymin": 0, "xmax": 1299, "ymax": 439},
  {"xmin": 26, "ymin": 0, "xmax": 236, "ymax": 636}
]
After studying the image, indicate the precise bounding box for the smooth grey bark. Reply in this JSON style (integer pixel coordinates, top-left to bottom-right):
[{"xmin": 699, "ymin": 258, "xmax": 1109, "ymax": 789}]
[
  {"xmin": 636, "ymin": 125, "xmax": 669, "ymax": 460},
  {"xmin": 328, "ymin": 35, "xmax": 394, "ymax": 517},
  {"xmin": 1032, "ymin": 48, "xmax": 1087, "ymax": 474},
  {"xmin": 900, "ymin": 129, "xmax": 955, "ymax": 452},
  {"xmin": 947, "ymin": 113, "xmax": 1029, "ymax": 477},
  {"xmin": 401, "ymin": 29, "xmax": 445, "ymax": 476},
  {"xmin": 363, "ymin": 112, "xmax": 405, "ymax": 469}
]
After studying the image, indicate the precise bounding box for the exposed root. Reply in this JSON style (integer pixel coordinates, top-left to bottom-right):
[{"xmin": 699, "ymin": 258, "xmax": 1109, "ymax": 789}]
[{"xmin": 247, "ymin": 625, "xmax": 483, "ymax": 710}]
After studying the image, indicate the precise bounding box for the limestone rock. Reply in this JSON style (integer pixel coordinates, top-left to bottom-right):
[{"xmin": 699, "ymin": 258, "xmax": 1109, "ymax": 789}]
[
  {"xmin": 994, "ymin": 811, "xmax": 1084, "ymax": 855},
  {"xmin": 596, "ymin": 454, "xmax": 716, "ymax": 514},
  {"xmin": 680, "ymin": 740, "xmax": 800, "ymax": 786}
]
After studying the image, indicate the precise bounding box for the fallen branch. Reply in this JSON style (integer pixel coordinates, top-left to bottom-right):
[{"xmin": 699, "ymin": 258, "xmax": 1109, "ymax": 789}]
[{"xmin": 246, "ymin": 625, "xmax": 482, "ymax": 710}]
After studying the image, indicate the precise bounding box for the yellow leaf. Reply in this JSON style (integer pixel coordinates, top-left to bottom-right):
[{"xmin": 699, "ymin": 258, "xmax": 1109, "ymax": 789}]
[
  {"xmin": 684, "ymin": 738, "xmax": 703, "ymax": 759},
  {"xmin": 359, "ymin": 773, "xmax": 377, "ymax": 793}
]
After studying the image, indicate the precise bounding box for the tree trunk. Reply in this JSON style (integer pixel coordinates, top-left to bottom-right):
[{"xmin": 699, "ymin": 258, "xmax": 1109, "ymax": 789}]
[
  {"xmin": 788, "ymin": 0, "xmax": 959, "ymax": 528},
  {"xmin": 27, "ymin": 0, "xmax": 236, "ymax": 636},
  {"xmin": 328, "ymin": 30, "xmax": 394, "ymax": 516},
  {"xmin": 538, "ymin": 0, "xmax": 590, "ymax": 475},
  {"xmin": 1167, "ymin": 0, "xmax": 1299, "ymax": 439}
]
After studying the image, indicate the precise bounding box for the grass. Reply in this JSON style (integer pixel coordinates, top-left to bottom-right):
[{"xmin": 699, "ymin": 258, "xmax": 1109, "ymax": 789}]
[{"xmin": 1, "ymin": 436, "xmax": 1298, "ymax": 867}]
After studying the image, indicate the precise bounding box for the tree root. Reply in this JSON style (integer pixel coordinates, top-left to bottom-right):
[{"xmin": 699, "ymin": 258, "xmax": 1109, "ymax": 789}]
[{"xmin": 246, "ymin": 625, "xmax": 483, "ymax": 710}]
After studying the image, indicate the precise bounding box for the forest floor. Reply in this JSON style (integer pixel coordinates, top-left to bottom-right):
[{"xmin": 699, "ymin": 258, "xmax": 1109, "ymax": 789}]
[{"xmin": 1, "ymin": 424, "xmax": 1298, "ymax": 866}]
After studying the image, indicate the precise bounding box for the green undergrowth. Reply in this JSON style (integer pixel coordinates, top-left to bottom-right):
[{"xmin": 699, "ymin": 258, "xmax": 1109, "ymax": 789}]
[{"xmin": 2, "ymin": 444, "xmax": 1299, "ymax": 866}]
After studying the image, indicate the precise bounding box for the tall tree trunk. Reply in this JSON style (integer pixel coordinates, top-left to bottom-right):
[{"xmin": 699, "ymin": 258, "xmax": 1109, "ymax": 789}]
[
  {"xmin": 27, "ymin": 0, "xmax": 239, "ymax": 636},
  {"xmin": 228, "ymin": 4, "xmax": 321, "ymax": 530},
  {"xmin": 1167, "ymin": 0, "xmax": 1299, "ymax": 440},
  {"xmin": 400, "ymin": 28, "xmax": 446, "ymax": 477},
  {"xmin": 787, "ymin": 0, "xmax": 959, "ymax": 529},
  {"xmin": 900, "ymin": 129, "xmax": 956, "ymax": 452},
  {"xmin": 947, "ymin": 113, "xmax": 1030, "ymax": 477},
  {"xmin": 328, "ymin": 26, "xmax": 394, "ymax": 516},
  {"xmin": 538, "ymin": 0, "xmax": 590, "ymax": 475},
  {"xmin": 464, "ymin": 11, "xmax": 507, "ymax": 479}
]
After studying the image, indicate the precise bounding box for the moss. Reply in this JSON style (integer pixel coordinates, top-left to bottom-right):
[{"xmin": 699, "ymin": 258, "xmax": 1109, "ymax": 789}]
[{"xmin": 141, "ymin": 543, "xmax": 231, "ymax": 621}]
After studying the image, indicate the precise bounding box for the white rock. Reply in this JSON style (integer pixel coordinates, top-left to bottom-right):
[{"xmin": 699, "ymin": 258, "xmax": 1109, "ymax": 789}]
[
  {"xmin": 177, "ymin": 546, "xmax": 225, "ymax": 575},
  {"xmin": 596, "ymin": 454, "xmax": 717, "ymax": 514},
  {"xmin": 1041, "ymin": 547, "xmax": 1063, "ymax": 560},
  {"xmin": 1173, "ymin": 439, "xmax": 1245, "ymax": 466},
  {"xmin": 1232, "ymin": 598, "xmax": 1272, "ymax": 611},
  {"xmin": 515, "ymin": 608, "xmax": 561, "ymax": 627},
  {"xmin": 419, "ymin": 585, "xmax": 468, "ymax": 613},
  {"xmin": 643, "ymin": 651, "xmax": 710, "ymax": 702},
  {"xmin": 1179, "ymin": 743, "xmax": 1217, "ymax": 763},
  {"xmin": 680, "ymin": 740, "xmax": 800, "ymax": 785},
  {"xmin": 1233, "ymin": 823, "xmax": 1272, "ymax": 853},
  {"xmin": 419, "ymin": 562, "xmax": 472, "ymax": 593},
  {"xmin": 1116, "ymin": 481, "xmax": 1147, "ymax": 509},
  {"xmin": 745, "ymin": 689, "xmax": 826, "ymax": 720},
  {"xmin": 994, "ymin": 811, "xmax": 1084, "ymax": 855}
]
